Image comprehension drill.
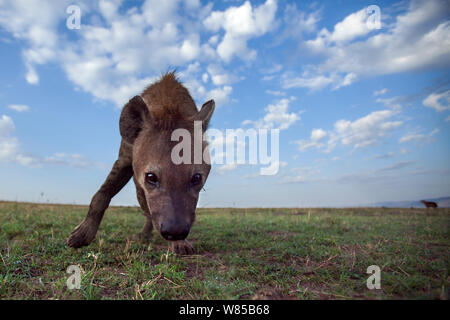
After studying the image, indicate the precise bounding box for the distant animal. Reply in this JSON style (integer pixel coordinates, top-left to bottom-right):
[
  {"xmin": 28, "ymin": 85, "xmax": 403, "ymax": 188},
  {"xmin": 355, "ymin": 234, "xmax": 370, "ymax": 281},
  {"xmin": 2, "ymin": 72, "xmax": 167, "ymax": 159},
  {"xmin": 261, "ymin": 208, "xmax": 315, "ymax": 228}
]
[
  {"xmin": 67, "ymin": 72, "xmax": 215, "ymax": 254},
  {"xmin": 420, "ymin": 200, "xmax": 438, "ymax": 208}
]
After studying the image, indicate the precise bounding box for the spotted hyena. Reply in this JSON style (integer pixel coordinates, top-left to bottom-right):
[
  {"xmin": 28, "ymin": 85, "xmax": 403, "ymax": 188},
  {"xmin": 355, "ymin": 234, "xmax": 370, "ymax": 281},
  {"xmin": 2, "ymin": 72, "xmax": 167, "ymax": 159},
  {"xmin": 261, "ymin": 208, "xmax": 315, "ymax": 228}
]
[
  {"xmin": 67, "ymin": 72, "xmax": 215, "ymax": 254},
  {"xmin": 421, "ymin": 200, "xmax": 438, "ymax": 208}
]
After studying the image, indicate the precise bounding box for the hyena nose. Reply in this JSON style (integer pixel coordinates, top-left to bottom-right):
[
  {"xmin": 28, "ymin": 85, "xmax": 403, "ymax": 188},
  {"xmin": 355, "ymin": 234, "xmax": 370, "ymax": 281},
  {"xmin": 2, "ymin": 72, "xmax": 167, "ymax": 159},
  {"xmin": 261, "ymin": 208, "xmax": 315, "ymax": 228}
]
[{"xmin": 160, "ymin": 221, "xmax": 190, "ymax": 241}]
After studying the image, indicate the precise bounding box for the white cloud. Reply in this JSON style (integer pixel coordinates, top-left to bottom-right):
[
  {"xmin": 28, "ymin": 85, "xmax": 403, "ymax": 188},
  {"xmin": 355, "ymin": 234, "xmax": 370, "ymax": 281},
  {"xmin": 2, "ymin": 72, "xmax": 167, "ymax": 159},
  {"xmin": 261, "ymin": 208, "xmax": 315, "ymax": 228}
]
[
  {"xmin": 281, "ymin": 175, "xmax": 309, "ymax": 183},
  {"xmin": 0, "ymin": 0, "xmax": 247, "ymax": 107},
  {"xmin": 422, "ymin": 90, "xmax": 450, "ymax": 112},
  {"xmin": 282, "ymin": 70, "xmax": 356, "ymax": 91},
  {"xmin": 0, "ymin": 115, "xmax": 19, "ymax": 163},
  {"xmin": 0, "ymin": 115, "xmax": 37, "ymax": 165},
  {"xmin": 204, "ymin": 0, "xmax": 277, "ymax": 62},
  {"xmin": 294, "ymin": 128, "xmax": 327, "ymax": 151},
  {"xmin": 294, "ymin": 109, "xmax": 402, "ymax": 152},
  {"xmin": 298, "ymin": 0, "xmax": 450, "ymax": 91},
  {"xmin": 262, "ymin": 75, "xmax": 275, "ymax": 81},
  {"xmin": 311, "ymin": 128, "xmax": 327, "ymax": 141},
  {"xmin": 243, "ymin": 98, "xmax": 300, "ymax": 130},
  {"xmin": 0, "ymin": 0, "xmax": 68, "ymax": 84},
  {"xmin": 261, "ymin": 64, "xmax": 283, "ymax": 75},
  {"xmin": 42, "ymin": 152, "xmax": 105, "ymax": 169},
  {"xmin": 1, "ymin": 0, "xmax": 448, "ymax": 111},
  {"xmin": 446, "ymin": 115, "xmax": 450, "ymax": 122},
  {"xmin": 330, "ymin": 110, "xmax": 402, "ymax": 149},
  {"xmin": 208, "ymin": 34, "xmax": 219, "ymax": 45},
  {"xmin": 179, "ymin": 64, "xmax": 234, "ymax": 107},
  {"xmin": 306, "ymin": 8, "xmax": 371, "ymax": 47},
  {"xmin": 57, "ymin": 1, "xmax": 208, "ymax": 106},
  {"xmin": 336, "ymin": 161, "xmax": 417, "ymax": 185},
  {"xmin": 217, "ymin": 163, "xmax": 238, "ymax": 172},
  {"xmin": 372, "ymin": 152, "xmax": 395, "ymax": 160},
  {"xmin": 205, "ymin": 86, "xmax": 233, "ymax": 107},
  {"xmin": 399, "ymin": 128, "xmax": 439, "ymax": 144},
  {"xmin": 375, "ymin": 96, "xmax": 403, "ymax": 111},
  {"xmin": 0, "ymin": 114, "xmax": 102, "ymax": 168},
  {"xmin": 7, "ymin": 104, "xmax": 30, "ymax": 112},
  {"xmin": 283, "ymin": 73, "xmax": 333, "ymax": 90},
  {"xmin": 280, "ymin": 4, "xmax": 319, "ymax": 39},
  {"xmin": 25, "ymin": 66, "xmax": 39, "ymax": 84},
  {"xmin": 265, "ymin": 90, "xmax": 286, "ymax": 96},
  {"xmin": 0, "ymin": 115, "xmax": 15, "ymax": 136},
  {"xmin": 330, "ymin": 8, "xmax": 372, "ymax": 43},
  {"xmin": 376, "ymin": 161, "xmax": 415, "ymax": 173},
  {"xmin": 399, "ymin": 132, "xmax": 425, "ymax": 143},
  {"xmin": 207, "ymin": 64, "xmax": 234, "ymax": 86},
  {"xmin": 141, "ymin": 0, "xmax": 180, "ymax": 27},
  {"xmin": 373, "ymin": 88, "xmax": 388, "ymax": 96},
  {"xmin": 280, "ymin": 166, "xmax": 320, "ymax": 184}
]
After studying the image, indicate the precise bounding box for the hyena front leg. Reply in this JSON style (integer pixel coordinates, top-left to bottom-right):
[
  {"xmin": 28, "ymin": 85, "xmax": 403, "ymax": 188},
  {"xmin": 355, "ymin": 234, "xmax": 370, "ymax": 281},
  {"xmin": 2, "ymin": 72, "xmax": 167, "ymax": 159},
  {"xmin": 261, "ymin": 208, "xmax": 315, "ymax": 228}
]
[
  {"xmin": 135, "ymin": 179, "xmax": 153, "ymax": 239},
  {"xmin": 67, "ymin": 159, "xmax": 133, "ymax": 248}
]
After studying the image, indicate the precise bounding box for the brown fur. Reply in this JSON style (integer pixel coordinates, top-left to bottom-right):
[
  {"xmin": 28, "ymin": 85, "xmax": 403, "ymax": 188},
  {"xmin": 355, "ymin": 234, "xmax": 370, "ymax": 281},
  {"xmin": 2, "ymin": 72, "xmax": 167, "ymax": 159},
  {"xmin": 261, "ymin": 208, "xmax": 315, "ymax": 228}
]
[
  {"xmin": 68, "ymin": 72, "xmax": 215, "ymax": 255},
  {"xmin": 141, "ymin": 72, "xmax": 198, "ymax": 130},
  {"xmin": 421, "ymin": 200, "xmax": 438, "ymax": 208}
]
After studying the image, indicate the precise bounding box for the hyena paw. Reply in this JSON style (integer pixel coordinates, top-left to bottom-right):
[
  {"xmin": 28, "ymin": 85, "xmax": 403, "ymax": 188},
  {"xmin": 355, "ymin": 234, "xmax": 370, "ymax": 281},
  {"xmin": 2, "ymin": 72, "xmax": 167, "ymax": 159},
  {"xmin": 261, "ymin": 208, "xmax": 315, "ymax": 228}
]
[
  {"xmin": 137, "ymin": 230, "xmax": 152, "ymax": 241},
  {"xmin": 171, "ymin": 240, "xmax": 195, "ymax": 255},
  {"xmin": 67, "ymin": 220, "xmax": 97, "ymax": 248}
]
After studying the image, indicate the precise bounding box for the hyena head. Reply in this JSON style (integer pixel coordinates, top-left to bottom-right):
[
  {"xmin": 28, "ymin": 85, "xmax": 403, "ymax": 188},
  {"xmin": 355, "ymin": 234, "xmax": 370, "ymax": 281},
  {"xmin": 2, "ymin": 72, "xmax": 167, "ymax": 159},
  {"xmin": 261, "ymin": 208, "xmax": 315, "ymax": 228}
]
[{"xmin": 119, "ymin": 92, "xmax": 214, "ymax": 241}]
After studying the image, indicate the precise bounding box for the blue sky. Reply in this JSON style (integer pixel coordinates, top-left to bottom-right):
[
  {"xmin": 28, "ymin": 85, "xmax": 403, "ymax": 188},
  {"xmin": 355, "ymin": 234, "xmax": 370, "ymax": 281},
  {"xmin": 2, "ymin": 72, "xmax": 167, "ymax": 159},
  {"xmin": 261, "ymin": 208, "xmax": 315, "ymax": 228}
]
[{"xmin": 0, "ymin": 0, "xmax": 449, "ymax": 207}]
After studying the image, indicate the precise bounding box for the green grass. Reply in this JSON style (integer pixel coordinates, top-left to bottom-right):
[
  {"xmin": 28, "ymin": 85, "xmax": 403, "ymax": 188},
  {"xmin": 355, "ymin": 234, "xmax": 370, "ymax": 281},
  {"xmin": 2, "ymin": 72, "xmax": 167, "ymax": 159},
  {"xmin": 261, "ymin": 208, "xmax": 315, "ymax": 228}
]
[{"xmin": 0, "ymin": 201, "xmax": 448, "ymax": 299}]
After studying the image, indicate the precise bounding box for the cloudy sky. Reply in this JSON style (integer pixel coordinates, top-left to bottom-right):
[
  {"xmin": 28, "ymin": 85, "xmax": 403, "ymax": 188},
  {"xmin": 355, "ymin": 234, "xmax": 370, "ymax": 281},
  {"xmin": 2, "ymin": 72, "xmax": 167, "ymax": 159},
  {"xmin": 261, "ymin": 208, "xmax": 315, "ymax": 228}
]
[{"xmin": 0, "ymin": 0, "xmax": 449, "ymax": 207}]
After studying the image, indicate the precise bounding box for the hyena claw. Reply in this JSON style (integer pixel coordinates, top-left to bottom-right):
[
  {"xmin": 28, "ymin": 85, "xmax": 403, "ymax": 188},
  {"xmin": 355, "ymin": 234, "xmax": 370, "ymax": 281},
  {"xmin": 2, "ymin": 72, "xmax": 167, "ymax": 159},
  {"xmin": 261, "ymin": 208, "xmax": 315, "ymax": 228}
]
[{"xmin": 171, "ymin": 240, "xmax": 195, "ymax": 255}]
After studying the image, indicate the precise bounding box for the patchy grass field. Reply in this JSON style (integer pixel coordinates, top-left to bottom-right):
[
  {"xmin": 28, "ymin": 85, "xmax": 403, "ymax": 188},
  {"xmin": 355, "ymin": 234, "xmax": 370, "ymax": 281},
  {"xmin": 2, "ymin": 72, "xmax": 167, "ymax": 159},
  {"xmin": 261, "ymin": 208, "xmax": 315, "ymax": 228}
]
[{"xmin": 0, "ymin": 201, "xmax": 448, "ymax": 300}]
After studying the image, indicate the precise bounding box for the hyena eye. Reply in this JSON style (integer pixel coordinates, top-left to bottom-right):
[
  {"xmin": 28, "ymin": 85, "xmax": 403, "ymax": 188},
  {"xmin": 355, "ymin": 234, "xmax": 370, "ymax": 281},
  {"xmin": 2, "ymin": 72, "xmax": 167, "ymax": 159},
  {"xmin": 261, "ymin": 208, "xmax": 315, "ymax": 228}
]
[
  {"xmin": 191, "ymin": 173, "xmax": 202, "ymax": 186},
  {"xmin": 145, "ymin": 172, "xmax": 159, "ymax": 186}
]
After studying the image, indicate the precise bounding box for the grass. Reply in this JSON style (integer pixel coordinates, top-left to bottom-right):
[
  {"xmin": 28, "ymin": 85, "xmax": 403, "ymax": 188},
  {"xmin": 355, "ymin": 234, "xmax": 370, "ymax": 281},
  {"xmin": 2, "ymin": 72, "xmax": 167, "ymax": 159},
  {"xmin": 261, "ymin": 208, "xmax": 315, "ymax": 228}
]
[{"xmin": 0, "ymin": 201, "xmax": 448, "ymax": 300}]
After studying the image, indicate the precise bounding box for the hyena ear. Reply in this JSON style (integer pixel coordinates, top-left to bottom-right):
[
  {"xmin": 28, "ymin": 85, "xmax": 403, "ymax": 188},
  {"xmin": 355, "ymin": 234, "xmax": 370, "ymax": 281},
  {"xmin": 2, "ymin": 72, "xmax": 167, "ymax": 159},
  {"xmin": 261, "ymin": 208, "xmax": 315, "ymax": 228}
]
[
  {"xmin": 119, "ymin": 95, "xmax": 150, "ymax": 145},
  {"xmin": 194, "ymin": 99, "xmax": 215, "ymax": 130}
]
